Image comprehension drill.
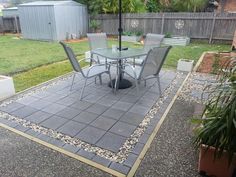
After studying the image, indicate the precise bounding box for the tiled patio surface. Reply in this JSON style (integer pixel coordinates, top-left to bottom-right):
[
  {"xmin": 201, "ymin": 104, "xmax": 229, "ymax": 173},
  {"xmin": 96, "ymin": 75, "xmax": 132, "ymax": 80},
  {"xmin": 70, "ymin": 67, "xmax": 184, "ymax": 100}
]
[{"xmin": 0, "ymin": 69, "xmax": 187, "ymax": 176}]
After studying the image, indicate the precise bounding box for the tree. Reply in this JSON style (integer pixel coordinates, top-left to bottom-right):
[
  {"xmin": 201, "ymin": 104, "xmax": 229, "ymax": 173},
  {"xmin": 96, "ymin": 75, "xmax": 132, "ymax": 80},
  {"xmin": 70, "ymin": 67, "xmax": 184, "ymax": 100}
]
[
  {"xmin": 171, "ymin": 0, "xmax": 209, "ymax": 12},
  {"xmin": 75, "ymin": 0, "xmax": 146, "ymax": 15}
]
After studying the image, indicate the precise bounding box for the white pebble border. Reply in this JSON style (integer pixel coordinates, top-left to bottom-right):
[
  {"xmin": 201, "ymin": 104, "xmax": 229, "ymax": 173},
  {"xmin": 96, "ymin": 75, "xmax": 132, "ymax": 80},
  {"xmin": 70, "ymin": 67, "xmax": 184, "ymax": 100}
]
[
  {"xmin": 178, "ymin": 72, "xmax": 217, "ymax": 104},
  {"xmin": 0, "ymin": 72, "xmax": 184, "ymax": 163}
]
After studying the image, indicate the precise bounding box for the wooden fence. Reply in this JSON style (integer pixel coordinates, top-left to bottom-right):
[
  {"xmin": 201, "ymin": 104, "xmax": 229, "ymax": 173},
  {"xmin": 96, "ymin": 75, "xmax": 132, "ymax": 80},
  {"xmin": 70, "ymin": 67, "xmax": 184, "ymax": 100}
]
[
  {"xmin": 92, "ymin": 12, "xmax": 236, "ymax": 43},
  {"xmin": 0, "ymin": 16, "xmax": 21, "ymax": 33}
]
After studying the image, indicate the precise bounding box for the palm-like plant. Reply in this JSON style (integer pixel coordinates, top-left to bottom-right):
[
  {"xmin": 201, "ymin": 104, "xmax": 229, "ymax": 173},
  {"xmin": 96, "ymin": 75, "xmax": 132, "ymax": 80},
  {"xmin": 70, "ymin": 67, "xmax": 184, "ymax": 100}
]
[{"xmin": 193, "ymin": 57, "xmax": 236, "ymax": 164}]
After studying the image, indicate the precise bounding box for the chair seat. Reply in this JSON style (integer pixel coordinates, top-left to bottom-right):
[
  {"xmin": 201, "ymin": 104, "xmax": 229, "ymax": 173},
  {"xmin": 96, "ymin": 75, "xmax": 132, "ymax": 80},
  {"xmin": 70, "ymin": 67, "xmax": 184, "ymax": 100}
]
[
  {"xmin": 83, "ymin": 65, "xmax": 108, "ymax": 78},
  {"xmin": 123, "ymin": 65, "xmax": 142, "ymax": 79}
]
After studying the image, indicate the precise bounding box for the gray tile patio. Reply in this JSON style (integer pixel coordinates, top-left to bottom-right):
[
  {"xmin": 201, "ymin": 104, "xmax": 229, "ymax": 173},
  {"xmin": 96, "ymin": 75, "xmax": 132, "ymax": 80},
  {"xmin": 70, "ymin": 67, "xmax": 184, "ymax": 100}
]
[{"xmin": 0, "ymin": 69, "xmax": 187, "ymax": 176}]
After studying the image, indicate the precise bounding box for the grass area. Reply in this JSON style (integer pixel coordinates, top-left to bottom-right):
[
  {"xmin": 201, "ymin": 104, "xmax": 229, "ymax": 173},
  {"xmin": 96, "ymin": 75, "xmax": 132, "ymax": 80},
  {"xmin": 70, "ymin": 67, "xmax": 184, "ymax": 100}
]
[
  {"xmin": 0, "ymin": 35, "xmax": 136, "ymax": 75},
  {"xmin": 0, "ymin": 35, "xmax": 231, "ymax": 92}
]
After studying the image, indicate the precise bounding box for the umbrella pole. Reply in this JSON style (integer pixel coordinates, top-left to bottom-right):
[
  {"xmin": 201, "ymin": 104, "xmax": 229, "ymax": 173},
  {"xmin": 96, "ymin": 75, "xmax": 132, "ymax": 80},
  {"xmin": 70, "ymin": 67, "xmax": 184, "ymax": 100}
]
[{"xmin": 118, "ymin": 0, "xmax": 122, "ymax": 51}]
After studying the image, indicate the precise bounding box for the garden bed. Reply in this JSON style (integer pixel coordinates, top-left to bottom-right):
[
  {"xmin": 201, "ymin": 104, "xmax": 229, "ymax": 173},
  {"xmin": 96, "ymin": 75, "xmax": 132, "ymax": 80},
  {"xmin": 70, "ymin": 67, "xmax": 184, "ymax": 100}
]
[{"xmin": 197, "ymin": 52, "xmax": 235, "ymax": 74}]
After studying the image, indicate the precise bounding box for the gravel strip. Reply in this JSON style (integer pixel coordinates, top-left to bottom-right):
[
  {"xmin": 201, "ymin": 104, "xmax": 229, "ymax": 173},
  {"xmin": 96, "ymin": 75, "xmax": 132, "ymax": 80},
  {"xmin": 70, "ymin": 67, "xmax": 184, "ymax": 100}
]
[
  {"xmin": 0, "ymin": 127, "xmax": 112, "ymax": 177},
  {"xmin": 135, "ymin": 100, "xmax": 201, "ymax": 177}
]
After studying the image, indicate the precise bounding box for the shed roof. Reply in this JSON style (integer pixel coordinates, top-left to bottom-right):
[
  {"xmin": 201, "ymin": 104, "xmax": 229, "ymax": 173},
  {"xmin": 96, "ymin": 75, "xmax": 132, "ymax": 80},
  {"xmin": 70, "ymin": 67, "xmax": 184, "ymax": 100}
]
[{"xmin": 19, "ymin": 1, "xmax": 84, "ymax": 7}]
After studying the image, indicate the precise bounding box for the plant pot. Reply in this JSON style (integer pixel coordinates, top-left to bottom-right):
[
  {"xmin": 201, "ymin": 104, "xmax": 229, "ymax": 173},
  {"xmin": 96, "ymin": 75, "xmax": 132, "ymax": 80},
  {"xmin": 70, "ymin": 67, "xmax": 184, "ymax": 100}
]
[
  {"xmin": 198, "ymin": 144, "xmax": 235, "ymax": 177},
  {"xmin": 163, "ymin": 36, "xmax": 190, "ymax": 46},
  {"xmin": 177, "ymin": 59, "xmax": 194, "ymax": 72},
  {"xmin": 121, "ymin": 35, "xmax": 142, "ymax": 43},
  {"xmin": 0, "ymin": 75, "xmax": 15, "ymax": 101}
]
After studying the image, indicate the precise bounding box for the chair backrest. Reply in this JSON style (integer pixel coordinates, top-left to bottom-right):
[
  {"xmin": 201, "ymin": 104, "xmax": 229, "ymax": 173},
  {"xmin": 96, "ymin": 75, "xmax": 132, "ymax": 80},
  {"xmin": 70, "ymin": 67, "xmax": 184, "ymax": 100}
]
[
  {"xmin": 144, "ymin": 33, "xmax": 165, "ymax": 51},
  {"xmin": 60, "ymin": 41, "xmax": 84, "ymax": 76},
  {"xmin": 139, "ymin": 46, "xmax": 172, "ymax": 79},
  {"xmin": 87, "ymin": 33, "xmax": 108, "ymax": 50}
]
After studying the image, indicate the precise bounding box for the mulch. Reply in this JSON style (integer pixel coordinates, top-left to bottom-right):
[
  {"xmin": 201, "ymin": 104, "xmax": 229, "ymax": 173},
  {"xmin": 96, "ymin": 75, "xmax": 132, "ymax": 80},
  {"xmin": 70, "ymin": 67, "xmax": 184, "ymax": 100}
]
[{"xmin": 197, "ymin": 52, "xmax": 235, "ymax": 74}]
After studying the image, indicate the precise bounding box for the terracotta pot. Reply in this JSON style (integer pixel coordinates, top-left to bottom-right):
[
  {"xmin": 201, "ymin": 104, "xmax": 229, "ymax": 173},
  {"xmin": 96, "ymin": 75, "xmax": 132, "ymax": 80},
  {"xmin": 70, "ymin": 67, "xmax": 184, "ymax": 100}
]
[{"xmin": 198, "ymin": 144, "xmax": 235, "ymax": 177}]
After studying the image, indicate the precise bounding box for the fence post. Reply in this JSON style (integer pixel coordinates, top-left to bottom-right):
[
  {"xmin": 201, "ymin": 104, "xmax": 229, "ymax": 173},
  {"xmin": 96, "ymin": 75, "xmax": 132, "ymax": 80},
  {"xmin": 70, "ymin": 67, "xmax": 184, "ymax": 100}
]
[
  {"xmin": 209, "ymin": 13, "xmax": 216, "ymax": 44},
  {"xmin": 161, "ymin": 13, "xmax": 165, "ymax": 34},
  {"xmin": 14, "ymin": 16, "xmax": 19, "ymax": 35}
]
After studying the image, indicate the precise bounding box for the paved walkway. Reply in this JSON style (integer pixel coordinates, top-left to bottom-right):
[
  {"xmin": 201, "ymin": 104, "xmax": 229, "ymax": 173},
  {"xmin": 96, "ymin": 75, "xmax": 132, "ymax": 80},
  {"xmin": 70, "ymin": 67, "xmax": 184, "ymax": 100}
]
[
  {"xmin": 0, "ymin": 69, "xmax": 187, "ymax": 175},
  {"xmin": 0, "ymin": 100, "xmax": 200, "ymax": 177}
]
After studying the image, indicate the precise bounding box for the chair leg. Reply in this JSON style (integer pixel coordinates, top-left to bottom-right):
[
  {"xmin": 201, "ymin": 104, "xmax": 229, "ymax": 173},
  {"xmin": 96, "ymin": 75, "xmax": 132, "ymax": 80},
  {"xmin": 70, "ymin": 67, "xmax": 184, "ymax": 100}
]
[
  {"xmin": 157, "ymin": 76, "xmax": 162, "ymax": 96},
  {"xmin": 144, "ymin": 80, "xmax": 147, "ymax": 87},
  {"xmin": 70, "ymin": 73, "xmax": 76, "ymax": 91},
  {"xmin": 99, "ymin": 75, "xmax": 102, "ymax": 85},
  {"xmin": 80, "ymin": 78, "xmax": 88, "ymax": 100},
  {"xmin": 108, "ymin": 72, "xmax": 114, "ymax": 90},
  {"xmin": 135, "ymin": 79, "xmax": 139, "ymax": 94},
  {"xmin": 114, "ymin": 74, "xmax": 119, "ymax": 94}
]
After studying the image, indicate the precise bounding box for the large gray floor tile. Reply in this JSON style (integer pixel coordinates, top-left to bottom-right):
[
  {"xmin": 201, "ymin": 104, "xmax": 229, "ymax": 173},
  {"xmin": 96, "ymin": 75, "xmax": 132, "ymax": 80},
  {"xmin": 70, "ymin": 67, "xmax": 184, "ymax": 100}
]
[
  {"xmin": 102, "ymin": 108, "xmax": 126, "ymax": 120},
  {"xmin": 57, "ymin": 120, "xmax": 86, "ymax": 137},
  {"xmin": 11, "ymin": 106, "xmax": 38, "ymax": 118},
  {"xmin": 42, "ymin": 104, "xmax": 66, "ymax": 114},
  {"xmin": 25, "ymin": 111, "xmax": 52, "ymax": 124},
  {"xmin": 0, "ymin": 102, "xmax": 24, "ymax": 113},
  {"xmin": 120, "ymin": 112, "xmax": 144, "ymax": 126},
  {"xmin": 76, "ymin": 126, "xmax": 106, "ymax": 144},
  {"xmin": 109, "ymin": 121, "xmax": 136, "ymax": 137},
  {"xmin": 70, "ymin": 100, "xmax": 92, "ymax": 110},
  {"xmin": 40, "ymin": 115, "xmax": 68, "ymax": 129},
  {"xmin": 72, "ymin": 111, "xmax": 99, "ymax": 124},
  {"xmin": 56, "ymin": 107, "xmax": 82, "ymax": 119},
  {"xmin": 111, "ymin": 101, "xmax": 133, "ymax": 111},
  {"xmin": 29, "ymin": 99, "xmax": 52, "ymax": 110},
  {"xmin": 96, "ymin": 132, "xmax": 126, "ymax": 152},
  {"xmin": 91, "ymin": 116, "xmax": 117, "ymax": 131},
  {"xmin": 129, "ymin": 105, "xmax": 150, "ymax": 116},
  {"xmin": 86, "ymin": 104, "xmax": 109, "ymax": 115}
]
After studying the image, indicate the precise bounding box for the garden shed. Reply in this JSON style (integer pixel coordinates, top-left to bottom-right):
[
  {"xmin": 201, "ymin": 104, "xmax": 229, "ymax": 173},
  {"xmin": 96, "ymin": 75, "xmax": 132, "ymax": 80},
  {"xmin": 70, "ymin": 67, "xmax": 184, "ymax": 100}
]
[{"xmin": 18, "ymin": 1, "xmax": 88, "ymax": 41}]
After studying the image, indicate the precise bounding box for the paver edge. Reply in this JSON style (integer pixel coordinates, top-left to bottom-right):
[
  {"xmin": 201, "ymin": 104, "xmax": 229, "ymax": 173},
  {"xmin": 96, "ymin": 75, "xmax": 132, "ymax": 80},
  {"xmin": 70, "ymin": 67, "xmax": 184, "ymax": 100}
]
[
  {"xmin": 0, "ymin": 122, "xmax": 126, "ymax": 177},
  {"xmin": 127, "ymin": 72, "xmax": 191, "ymax": 177}
]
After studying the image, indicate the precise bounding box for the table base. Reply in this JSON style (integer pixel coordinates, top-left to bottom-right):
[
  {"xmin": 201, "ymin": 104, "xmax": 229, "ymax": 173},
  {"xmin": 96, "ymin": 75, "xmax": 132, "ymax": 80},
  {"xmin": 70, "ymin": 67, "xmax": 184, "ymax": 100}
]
[{"xmin": 108, "ymin": 79, "xmax": 132, "ymax": 89}]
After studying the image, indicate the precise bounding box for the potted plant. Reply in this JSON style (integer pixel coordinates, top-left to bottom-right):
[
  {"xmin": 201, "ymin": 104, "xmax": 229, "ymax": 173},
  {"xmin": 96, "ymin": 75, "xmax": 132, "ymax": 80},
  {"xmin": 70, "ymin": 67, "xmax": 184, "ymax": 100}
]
[
  {"xmin": 89, "ymin": 20, "xmax": 102, "ymax": 33},
  {"xmin": 162, "ymin": 32, "xmax": 190, "ymax": 46},
  {"xmin": 121, "ymin": 31, "xmax": 143, "ymax": 43},
  {"xmin": 192, "ymin": 58, "xmax": 236, "ymax": 177}
]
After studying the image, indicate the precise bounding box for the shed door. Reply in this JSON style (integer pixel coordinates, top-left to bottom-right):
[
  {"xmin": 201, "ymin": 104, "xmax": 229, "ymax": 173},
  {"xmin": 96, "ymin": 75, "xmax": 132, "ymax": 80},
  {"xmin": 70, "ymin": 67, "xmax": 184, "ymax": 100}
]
[{"xmin": 34, "ymin": 7, "xmax": 54, "ymax": 41}]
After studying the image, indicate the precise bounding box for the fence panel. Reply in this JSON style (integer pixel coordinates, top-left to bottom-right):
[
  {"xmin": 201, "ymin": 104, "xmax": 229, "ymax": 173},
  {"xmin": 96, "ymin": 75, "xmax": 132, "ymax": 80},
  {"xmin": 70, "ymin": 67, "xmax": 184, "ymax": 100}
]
[
  {"xmin": 0, "ymin": 16, "xmax": 21, "ymax": 33},
  {"xmin": 92, "ymin": 12, "xmax": 236, "ymax": 41}
]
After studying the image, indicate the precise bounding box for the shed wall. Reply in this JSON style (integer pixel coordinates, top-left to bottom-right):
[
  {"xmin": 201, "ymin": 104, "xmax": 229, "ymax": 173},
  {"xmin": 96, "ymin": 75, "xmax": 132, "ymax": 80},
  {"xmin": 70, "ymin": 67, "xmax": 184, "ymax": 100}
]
[
  {"xmin": 19, "ymin": 5, "xmax": 57, "ymax": 41},
  {"xmin": 54, "ymin": 5, "xmax": 88, "ymax": 41}
]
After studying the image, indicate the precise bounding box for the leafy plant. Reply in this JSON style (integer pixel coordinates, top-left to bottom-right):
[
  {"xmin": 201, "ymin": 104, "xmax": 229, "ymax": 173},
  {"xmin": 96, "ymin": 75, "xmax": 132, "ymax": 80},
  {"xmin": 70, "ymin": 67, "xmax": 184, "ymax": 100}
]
[
  {"xmin": 165, "ymin": 32, "xmax": 172, "ymax": 38},
  {"xmin": 89, "ymin": 20, "xmax": 101, "ymax": 31},
  {"xmin": 146, "ymin": 0, "xmax": 160, "ymax": 12},
  {"xmin": 193, "ymin": 58, "xmax": 236, "ymax": 164},
  {"xmin": 171, "ymin": 0, "xmax": 209, "ymax": 12}
]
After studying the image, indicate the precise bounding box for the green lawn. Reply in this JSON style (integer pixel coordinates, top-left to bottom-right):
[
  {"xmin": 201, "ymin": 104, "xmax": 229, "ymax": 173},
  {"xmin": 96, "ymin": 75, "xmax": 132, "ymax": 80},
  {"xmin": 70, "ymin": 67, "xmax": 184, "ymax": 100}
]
[
  {"xmin": 0, "ymin": 35, "xmax": 136, "ymax": 75},
  {"xmin": 0, "ymin": 35, "xmax": 231, "ymax": 92}
]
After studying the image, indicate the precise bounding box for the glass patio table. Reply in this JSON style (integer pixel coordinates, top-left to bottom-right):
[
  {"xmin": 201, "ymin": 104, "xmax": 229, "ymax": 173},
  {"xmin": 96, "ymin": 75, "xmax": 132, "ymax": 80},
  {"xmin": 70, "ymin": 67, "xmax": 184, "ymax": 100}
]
[{"xmin": 91, "ymin": 48, "xmax": 148, "ymax": 89}]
